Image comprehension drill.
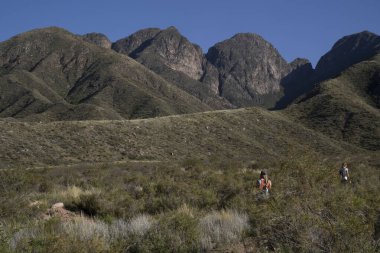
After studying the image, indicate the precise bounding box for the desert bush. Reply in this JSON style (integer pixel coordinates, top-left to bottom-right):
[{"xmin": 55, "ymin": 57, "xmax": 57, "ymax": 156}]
[
  {"xmin": 199, "ymin": 209, "xmax": 249, "ymax": 251},
  {"xmin": 38, "ymin": 180, "xmax": 53, "ymax": 193},
  {"xmin": 74, "ymin": 193, "xmax": 101, "ymax": 216},
  {"xmin": 61, "ymin": 187, "xmax": 105, "ymax": 216}
]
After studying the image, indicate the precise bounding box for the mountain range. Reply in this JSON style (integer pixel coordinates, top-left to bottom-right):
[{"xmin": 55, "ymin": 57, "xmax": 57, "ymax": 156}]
[{"xmin": 0, "ymin": 26, "xmax": 379, "ymax": 167}]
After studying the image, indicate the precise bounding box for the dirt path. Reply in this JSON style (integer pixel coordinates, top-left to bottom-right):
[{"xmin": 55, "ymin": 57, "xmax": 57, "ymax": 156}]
[{"xmin": 0, "ymin": 159, "xmax": 162, "ymax": 172}]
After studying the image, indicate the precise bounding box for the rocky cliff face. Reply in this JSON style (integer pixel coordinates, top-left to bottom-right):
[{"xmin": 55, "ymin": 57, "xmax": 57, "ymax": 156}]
[
  {"xmin": 203, "ymin": 33, "xmax": 291, "ymax": 107},
  {"xmin": 113, "ymin": 27, "xmax": 204, "ymax": 80},
  {"xmin": 81, "ymin": 33, "xmax": 112, "ymax": 49},
  {"xmin": 315, "ymin": 31, "xmax": 380, "ymax": 81}
]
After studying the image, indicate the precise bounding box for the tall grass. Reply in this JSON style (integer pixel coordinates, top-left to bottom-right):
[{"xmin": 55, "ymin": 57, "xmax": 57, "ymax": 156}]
[{"xmin": 8, "ymin": 215, "xmax": 155, "ymax": 253}]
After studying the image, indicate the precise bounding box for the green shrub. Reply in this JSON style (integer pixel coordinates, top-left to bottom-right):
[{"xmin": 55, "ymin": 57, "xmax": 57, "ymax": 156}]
[{"xmin": 65, "ymin": 192, "xmax": 103, "ymax": 216}]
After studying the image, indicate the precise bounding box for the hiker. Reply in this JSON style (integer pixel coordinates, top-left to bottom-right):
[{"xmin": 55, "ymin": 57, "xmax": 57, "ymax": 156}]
[
  {"xmin": 257, "ymin": 170, "xmax": 266, "ymax": 187},
  {"xmin": 339, "ymin": 162, "xmax": 350, "ymax": 183},
  {"xmin": 259, "ymin": 174, "xmax": 272, "ymax": 195}
]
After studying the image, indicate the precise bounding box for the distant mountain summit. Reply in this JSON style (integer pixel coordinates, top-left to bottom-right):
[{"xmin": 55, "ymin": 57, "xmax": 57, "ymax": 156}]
[{"xmin": 315, "ymin": 31, "xmax": 380, "ymax": 81}]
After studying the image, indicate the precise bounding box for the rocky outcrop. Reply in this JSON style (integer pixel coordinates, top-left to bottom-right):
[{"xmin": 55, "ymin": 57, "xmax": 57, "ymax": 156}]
[
  {"xmin": 81, "ymin": 33, "xmax": 112, "ymax": 49},
  {"xmin": 315, "ymin": 31, "xmax": 380, "ymax": 81},
  {"xmin": 203, "ymin": 33, "xmax": 291, "ymax": 107}
]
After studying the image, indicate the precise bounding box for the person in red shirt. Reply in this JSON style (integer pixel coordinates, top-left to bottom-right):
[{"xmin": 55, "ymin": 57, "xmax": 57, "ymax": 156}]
[{"xmin": 259, "ymin": 174, "xmax": 272, "ymax": 195}]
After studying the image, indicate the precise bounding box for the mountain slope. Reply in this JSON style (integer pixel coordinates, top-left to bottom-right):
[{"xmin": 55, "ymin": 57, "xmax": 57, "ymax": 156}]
[
  {"xmin": 0, "ymin": 27, "xmax": 211, "ymax": 121},
  {"xmin": 287, "ymin": 53, "xmax": 380, "ymax": 150}
]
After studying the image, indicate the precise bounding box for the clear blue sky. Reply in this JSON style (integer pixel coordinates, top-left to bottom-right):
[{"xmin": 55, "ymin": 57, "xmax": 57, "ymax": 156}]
[{"xmin": 1, "ymin": 0, "xmax": 379, "ymax": 66}]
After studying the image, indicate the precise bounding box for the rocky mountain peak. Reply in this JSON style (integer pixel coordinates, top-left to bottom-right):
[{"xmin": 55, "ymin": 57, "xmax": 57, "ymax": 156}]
[
  {"xmin": 332, "ymin": 31, "xmax": 379, "ymax": 50},
  {"xmin": 113, "ymin": 26, "xmax": 204, "ymax": 80},
  {"xmin": 165, "ymin": 26, "xmax": 179, "ymax": 32},
  {"xmin": 111, "ymin": 28, "xmax": 161, "ymax": 55},
  {"xmin": 203, "ymin": 33, "xmax": 290, "ymax": 107},
  {"xmin": 315, "ymin": 31, "xmax": 380, "ymax": 80},
  {"xmin": 81, "ymin": 32, "xmax": 112, "ymax": 49}
]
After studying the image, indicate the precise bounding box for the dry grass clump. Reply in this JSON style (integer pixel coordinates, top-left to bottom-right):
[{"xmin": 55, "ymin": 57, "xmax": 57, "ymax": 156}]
[
  {"xmin": 199, "ymin": 209, "xmax": 249, "ymax": 250},
  {"xmin": 60, "ymin": 217, "xmax": 110, "ymax": 242},
  {"xmin": 53, "ymin": 186, "xmax": 101, "ymax": 202},
  {"xmin": 125, "ymin": 214, "xmax": 153, "ymax": 237}
]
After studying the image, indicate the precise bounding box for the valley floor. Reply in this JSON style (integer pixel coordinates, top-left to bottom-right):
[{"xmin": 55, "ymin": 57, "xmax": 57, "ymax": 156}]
[{"xmin": 1, "ymin": 156, "xmax": 379, "ymax": 252}]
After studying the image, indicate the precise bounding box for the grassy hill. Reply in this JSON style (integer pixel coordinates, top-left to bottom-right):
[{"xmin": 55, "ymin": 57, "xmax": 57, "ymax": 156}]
[
  {"xmin": 0, "ymin": 27, "xmax": 211, "ymax": 121},
  {"xmin": 286, "ymin": 53, "xmax": 380, "ymax": 150}
]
